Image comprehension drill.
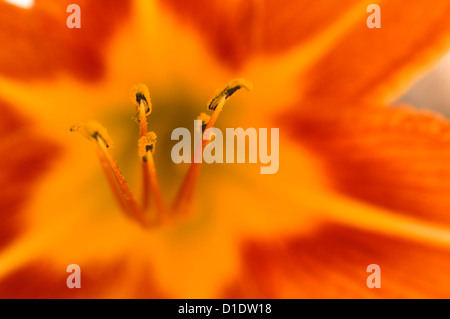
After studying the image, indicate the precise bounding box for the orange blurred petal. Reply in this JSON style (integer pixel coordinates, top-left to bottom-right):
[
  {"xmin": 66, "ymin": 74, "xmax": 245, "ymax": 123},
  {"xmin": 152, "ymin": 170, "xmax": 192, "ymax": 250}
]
[
  {"xmin": 0, "ymin": 0, "xmax": 132, "ymax": 81},
  {"xmin": 301, "ymin": 1, "xmax": 450, "ymax": 102},
  {"xmin": 0, "ymin": 258, "xmax": 166, "ymax": 298},
  {"xmin": 159, "ymin": 0, "xmax": 360, "ymax": 68},
  {"xmin": 0, "ymin": 100, "xmax": 60, "ymax": 249},
  {"xmin": 226, "ymin": 223, "xmax": 450, "ymax": 298},
  {"xmin": 285, "ymin": 100, "xmax": 450, "ymax": 225}
]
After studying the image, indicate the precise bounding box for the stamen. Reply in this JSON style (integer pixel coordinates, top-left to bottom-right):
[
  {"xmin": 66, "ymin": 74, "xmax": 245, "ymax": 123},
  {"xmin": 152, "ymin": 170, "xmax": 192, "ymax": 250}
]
[
  {"xmin": 173, "ymin": 79, "xmax": 252, "ymax": 213},
  {"xmin": 131, "ymin": 83, "xmax": 154, "ymax": 211},
  {"xmin": 71, "ymin": 121, "xmax": 148, "ymax": 226},
  {"xmin": 130, "ymin": 83, "xmax": 152, "ymax": 138},
  {"xmin": 139, "ymin": 133, "xmax": 165, "ymax": 221}
]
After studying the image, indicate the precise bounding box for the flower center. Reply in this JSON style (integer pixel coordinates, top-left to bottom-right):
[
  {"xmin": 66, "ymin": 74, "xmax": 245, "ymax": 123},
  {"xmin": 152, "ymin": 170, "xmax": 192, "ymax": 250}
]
[{"xmin": 70, "ymin": 79, "xmax": 252, "ymax": 228}]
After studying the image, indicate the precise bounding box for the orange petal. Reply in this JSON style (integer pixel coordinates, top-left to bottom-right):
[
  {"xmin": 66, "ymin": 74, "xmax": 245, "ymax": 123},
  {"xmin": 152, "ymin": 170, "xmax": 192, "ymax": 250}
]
[
  {"xmin": 0, "ymin": 100, "xmax": 60, "ymax": 248},
  {"xmin": 158, "ymin": 0, "xmax": 360, "ymax": 68},
  {"xmin": 284, "ymin": 100, "xmax": 450, "ymax": 225},
  {"xmin": 225, "ymin": 223, "xmax": 450, "ymax": 298},
  {"xmin": 0, "ymin": 258, "xmax": 166, "ymax": 298},
  {"xmin": 301, "ymin": 1, "xmax": 450, "ymax": 102},
  {"xmin": 0, "ymin": 0, "xmax": 132, "ymax": 81}
]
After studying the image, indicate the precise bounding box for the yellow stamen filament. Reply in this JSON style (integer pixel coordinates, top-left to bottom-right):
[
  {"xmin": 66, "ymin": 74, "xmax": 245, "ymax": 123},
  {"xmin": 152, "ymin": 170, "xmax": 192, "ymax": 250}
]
[
  {"xmin": 139, "ymin": 100, "xmax": 151, "ymax": 209},
  {"xmin": 139, "ymin": 100, "xmax": 148, "ymax": 137},
  {"xmin": 173, "ymin": 79, "xmax": 252, "ymax": 213},
  {"xmin": 71, "ymin": 122, "xmax": 148, "ymax": 227},
  {"xmin": 139, "ymin": 133, "xmax": 165, "ymax": 220},
  {"xmin": 96, "ymin": 137, "xmax": 146, "ymax": 225},
  {"xmin": 131, "ymin": 84, "xmax": 153, "ymax": 209},
  {"xmin": 96, "ymin": 147, "xmax": 129, "ymax": 213}
]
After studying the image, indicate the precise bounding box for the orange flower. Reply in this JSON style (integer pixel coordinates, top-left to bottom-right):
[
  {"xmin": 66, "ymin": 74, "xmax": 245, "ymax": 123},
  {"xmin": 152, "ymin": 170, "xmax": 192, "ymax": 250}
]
[{"xmin": 1, "ymin": 0, "xmax": 450, "ymax": 298}]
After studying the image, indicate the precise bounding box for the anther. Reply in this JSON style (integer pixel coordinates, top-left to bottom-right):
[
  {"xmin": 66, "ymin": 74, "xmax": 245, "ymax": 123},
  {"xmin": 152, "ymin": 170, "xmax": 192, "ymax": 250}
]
[
  {"xmin": 138, "ymin": 132, "xmax": 157, "ymax": 161},
  {"xmin": 70, "ymin": 121, "xmax": 113, "ymax": 148},
  {"xmin": 207, "ymin": 78, "xmax": 252, "ymax": 111},
  {"xmin": 130, "ymin": 83, "xmax": 152, "ymax": 115}
]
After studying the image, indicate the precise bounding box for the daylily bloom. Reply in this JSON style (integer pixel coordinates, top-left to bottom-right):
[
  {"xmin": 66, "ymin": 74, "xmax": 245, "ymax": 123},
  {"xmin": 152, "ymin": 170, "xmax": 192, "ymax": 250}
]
[{"xmin": 2, "ymin": 0, "xmax": 450, "ymax": 298}]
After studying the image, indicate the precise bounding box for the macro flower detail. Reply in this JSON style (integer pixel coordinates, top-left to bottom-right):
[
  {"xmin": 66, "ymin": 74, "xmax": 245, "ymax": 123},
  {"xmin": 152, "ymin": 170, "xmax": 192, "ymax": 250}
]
[
  {"xmin": 2, "ymin": 0, "xmax": 450, "ymax": 299},
  {"xmin": 70, "ymin": 80, "xmax": 251, "ymax": 227}
]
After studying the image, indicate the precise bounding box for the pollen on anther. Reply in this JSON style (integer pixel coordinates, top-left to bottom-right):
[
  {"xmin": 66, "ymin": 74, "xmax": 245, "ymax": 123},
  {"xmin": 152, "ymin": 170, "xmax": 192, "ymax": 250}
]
[
  {"xmin": 138, "ymin": 132, "xmax": 157, "ymax": 160},
  {"xmin": 207, "ymin": 78, "xmax": 253, "ymax": 111},
  {"xmin": 70, "ymin": 121, "xmax": 113, "ymax": 147},
  {"xmin": 130, "ymin": 83, "xmax": 152, "ymax": 115}
]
